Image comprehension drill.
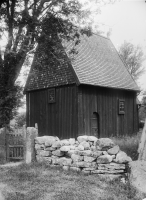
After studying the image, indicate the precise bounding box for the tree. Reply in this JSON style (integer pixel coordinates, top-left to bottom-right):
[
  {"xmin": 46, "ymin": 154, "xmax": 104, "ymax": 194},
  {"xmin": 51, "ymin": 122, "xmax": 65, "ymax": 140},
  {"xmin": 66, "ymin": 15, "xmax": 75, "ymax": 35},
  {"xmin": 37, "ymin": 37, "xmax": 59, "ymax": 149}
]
[
  {"xmin": 0, "ymin": 0, "xmax": 90, "ymax": 126},
  {"xmin": 118, "ymin": 41, "xmax": 145, "ymax": 81},
  {"xmin": 15, "ymin": 112, "xmax": 26, "ymax": 128},
  {"xmin": 0, "ymin": 0, "xmax": 115, "ymax": 127}
]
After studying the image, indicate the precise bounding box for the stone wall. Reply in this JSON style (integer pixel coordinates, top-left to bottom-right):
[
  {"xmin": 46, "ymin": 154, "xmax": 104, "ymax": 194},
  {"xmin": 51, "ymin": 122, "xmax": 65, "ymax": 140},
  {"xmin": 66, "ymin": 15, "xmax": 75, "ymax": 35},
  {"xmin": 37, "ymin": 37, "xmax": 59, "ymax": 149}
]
[{"xmin": 35, "ymin": 135, "xmax": 132, "ymax": 177}]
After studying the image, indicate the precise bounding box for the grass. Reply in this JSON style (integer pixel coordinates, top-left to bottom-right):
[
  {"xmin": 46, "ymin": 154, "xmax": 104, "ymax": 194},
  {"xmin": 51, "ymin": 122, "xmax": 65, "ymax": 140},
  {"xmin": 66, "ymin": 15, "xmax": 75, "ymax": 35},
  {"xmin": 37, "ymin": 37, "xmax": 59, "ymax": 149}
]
[
  {"xmin": 111, "ymin": 131, "xmax": 142, "ymax": 161},
  {"xmin": 0, "ymin": 162, "xmax": 145, "ymax": 200}
]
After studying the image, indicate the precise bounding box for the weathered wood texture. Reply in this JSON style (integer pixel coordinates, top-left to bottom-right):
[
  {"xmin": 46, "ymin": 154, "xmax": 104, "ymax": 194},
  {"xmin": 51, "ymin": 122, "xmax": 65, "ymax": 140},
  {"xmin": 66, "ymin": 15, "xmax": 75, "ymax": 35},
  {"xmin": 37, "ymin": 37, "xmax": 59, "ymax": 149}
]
[
  {"xmin": 78, "ymin": 85, "xmax": 138, "ymax": 137},
  {"xmin": 26, "ymin": 84, "xmax": 138, "ymax": 139},
  {"xmin": 26, "ymin": 84, "xmax": 78, "ymax": 139}
]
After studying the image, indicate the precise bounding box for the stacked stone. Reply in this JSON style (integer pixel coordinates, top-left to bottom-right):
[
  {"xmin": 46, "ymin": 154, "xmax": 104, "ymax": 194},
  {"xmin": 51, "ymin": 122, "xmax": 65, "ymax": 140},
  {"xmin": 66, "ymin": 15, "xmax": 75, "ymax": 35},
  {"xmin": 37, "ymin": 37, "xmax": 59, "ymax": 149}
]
[{"xmin": 35, "ymin": 135, "xmax": 132, "ymax": 176}]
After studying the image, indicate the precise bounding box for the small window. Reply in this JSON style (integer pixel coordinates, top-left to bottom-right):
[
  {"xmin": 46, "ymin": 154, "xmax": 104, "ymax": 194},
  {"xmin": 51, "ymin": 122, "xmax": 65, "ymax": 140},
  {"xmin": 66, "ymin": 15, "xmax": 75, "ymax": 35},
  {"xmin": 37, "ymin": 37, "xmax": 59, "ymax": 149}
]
[
  {"xmin": 119, "ymin": 99, "xmax": 125, "ymax": 114},
  {"xmin": 48, "ymin": 88, "xmax": 55, "ymax": 103}
]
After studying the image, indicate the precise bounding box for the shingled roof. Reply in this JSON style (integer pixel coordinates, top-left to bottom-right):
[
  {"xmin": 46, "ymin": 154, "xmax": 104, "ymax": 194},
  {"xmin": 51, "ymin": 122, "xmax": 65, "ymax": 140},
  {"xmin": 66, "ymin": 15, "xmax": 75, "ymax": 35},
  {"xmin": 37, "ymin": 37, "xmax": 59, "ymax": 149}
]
[{"xmin": 24, "ymin": 33, "xmax": 139, "ymax": 92}]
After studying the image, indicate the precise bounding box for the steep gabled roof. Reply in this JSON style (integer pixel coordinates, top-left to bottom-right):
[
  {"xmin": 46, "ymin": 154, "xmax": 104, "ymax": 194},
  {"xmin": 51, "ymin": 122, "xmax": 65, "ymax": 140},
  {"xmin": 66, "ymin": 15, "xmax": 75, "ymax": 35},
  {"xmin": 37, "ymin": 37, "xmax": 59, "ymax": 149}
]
[{"xmin": 24, "ymin": 33, "xmax": 139, "ymax": 92}]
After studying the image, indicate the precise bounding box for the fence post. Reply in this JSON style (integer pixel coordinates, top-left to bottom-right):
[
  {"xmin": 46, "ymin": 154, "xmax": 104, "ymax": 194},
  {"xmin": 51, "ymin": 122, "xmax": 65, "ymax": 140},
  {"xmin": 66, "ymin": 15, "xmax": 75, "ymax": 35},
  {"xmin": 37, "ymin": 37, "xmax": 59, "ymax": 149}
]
[
  {"xmin": 25, "ymin": 124, "xmax": 38, "ymax": 164},
  {"xmin": 23, "ymin": 125, "xmax": 27, "ymax": 162}
]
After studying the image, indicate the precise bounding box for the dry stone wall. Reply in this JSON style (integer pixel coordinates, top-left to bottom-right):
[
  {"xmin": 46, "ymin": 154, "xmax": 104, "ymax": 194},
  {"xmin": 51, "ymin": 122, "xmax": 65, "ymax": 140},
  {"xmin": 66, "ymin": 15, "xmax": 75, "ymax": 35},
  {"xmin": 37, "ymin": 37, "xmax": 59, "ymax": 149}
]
[{"xmin": 35, "ymin": 135, "xmax": 132, "ymax": 176}]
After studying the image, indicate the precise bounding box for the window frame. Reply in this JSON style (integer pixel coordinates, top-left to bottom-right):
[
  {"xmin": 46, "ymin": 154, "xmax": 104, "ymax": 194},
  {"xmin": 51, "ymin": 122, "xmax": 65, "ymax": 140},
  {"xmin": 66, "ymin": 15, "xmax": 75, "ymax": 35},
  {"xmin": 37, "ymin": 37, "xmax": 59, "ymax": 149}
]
[
  {"xmin": 118, "ymin": 99, "xmax": 125, "ymax": 114},
  {"xmin": 48, "ymin": 88, "xmax": 56, "ymax": 103}
]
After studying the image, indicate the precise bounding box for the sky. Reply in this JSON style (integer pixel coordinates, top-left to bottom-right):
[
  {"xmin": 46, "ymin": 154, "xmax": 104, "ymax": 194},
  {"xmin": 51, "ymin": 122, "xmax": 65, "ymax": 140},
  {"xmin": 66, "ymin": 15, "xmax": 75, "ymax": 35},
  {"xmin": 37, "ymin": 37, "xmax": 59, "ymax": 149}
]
[{"xmin": 92, "ymin": 0, "xmax": 146, "ymax": 92}]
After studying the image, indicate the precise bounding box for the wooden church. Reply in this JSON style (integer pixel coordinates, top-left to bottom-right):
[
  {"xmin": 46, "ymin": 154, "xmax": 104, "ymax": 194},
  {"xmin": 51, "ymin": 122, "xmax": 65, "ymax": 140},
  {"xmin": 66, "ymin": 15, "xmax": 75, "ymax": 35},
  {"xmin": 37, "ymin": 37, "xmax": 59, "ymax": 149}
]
[{"xmin": 24, "ymin": 34, "xmax": 139, "ymax": 139}]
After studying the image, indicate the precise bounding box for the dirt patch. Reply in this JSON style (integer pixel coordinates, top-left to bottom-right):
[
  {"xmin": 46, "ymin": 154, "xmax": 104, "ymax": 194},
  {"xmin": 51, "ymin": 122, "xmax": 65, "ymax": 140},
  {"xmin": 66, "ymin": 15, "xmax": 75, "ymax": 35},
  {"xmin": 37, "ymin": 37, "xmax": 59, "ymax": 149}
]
[
  {"xmin": 0, "ymin": 183, "xmax": 7, "ymax": 200},
  {"xmin": 129, "ymin": 160, "xmax": 146, "ymax": 194}
]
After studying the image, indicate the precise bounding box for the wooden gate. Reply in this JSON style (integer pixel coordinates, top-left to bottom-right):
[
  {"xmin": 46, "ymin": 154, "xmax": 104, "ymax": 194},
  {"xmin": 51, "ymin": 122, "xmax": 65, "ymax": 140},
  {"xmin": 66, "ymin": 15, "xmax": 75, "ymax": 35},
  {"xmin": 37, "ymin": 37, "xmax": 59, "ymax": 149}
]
[{"xmin": 6, "ymin": 128, "xmax": 25, "ymax": 161}]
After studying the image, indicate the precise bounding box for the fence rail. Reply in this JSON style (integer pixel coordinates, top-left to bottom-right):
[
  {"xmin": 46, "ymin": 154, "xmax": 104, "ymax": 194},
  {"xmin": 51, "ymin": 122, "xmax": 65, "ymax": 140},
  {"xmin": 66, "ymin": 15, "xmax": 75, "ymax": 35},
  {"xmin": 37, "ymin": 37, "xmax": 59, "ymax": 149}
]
[{"xmin": 8, "ymin": 145, "xmax": 24, "ymax": 160}]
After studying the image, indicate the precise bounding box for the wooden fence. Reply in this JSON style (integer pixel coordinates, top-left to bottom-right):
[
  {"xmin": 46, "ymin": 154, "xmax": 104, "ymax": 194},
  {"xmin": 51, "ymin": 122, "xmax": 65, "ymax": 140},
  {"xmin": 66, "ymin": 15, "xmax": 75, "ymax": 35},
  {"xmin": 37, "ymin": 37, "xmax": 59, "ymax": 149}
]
[{"xmin": 0, "ymin": 127, "xmax": 25, "ymax": 162}]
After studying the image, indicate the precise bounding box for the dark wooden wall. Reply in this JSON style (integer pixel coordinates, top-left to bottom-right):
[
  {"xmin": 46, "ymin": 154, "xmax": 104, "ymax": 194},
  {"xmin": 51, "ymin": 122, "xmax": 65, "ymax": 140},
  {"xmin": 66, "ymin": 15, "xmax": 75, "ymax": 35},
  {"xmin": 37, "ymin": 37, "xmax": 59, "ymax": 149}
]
[
  {"xmin": 78, "ymin": 85, "xmax": 138, "ymax": 137},
  {"xmin": 26, "ymin": 84, "xmax": 78, "ymax": 139},
  {"xmin": 26, "ymin": 84, "xmax": 138, "ymax": 139}
]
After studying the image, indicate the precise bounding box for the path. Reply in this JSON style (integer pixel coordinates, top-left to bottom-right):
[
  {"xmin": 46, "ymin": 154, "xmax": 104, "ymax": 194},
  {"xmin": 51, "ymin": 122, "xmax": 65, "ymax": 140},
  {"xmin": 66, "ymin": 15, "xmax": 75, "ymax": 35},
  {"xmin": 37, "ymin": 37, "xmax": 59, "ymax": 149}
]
[
  {"xmin": 0, "ymin": 183, "xmax": 7, "ymax": 200},
  {"xmin": 129, "ymin": 160, "xmax": 146, "ymax": 194}
]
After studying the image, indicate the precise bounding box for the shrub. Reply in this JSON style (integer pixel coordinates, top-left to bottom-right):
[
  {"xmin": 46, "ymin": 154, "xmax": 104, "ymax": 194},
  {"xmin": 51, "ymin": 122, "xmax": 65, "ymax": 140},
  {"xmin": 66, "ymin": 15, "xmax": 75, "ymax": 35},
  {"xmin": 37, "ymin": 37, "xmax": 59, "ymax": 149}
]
[
  {"xmin": 111, "ymin": 133, "xmax": 141, "ymax": 160},
  {"xmin": 15, "ymin": 112, "xmax": 26, "ymax": 128}
]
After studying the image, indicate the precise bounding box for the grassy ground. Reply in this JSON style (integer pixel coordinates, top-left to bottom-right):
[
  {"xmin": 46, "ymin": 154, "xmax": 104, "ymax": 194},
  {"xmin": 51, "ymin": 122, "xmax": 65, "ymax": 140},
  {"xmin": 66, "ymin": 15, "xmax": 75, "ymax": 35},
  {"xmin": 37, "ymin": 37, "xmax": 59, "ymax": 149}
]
[{"xmin": 0, "ymin": 162, "xmax": 145, "ymax": 200}]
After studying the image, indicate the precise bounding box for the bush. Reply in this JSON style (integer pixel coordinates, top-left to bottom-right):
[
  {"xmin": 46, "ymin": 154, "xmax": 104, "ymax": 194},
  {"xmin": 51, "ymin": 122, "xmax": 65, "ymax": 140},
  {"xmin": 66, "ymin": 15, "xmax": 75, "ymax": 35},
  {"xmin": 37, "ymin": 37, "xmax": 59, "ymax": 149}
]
[
  {"xmin": 111, "ymin": 133, "xmax": 141, "ymax": 160},
  {"xmin": 15, "ymin": 112, "xmax": 26, "ymax": 128}
]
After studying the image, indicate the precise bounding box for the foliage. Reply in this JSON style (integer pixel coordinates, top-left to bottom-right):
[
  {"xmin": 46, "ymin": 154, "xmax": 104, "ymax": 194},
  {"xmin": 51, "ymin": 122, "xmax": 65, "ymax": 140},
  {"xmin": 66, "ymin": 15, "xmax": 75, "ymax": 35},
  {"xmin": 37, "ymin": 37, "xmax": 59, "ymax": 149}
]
[
  {"xmin": 0, "ymin": 162, "xmax": 145, "ymax": 200},
  {"xmin": 0, "ymin": 0, "xmax": 90, "ymax": 126},
  {"xmin": 0, "ymin": 82, "xmax": 24, "ymax": 127},
  {"xmin": 118, "ymin": 41, "xmax": 145, "ymax": 80},
  {"xmin": 14, "ymin": 112, "xmax": 26, "ymax": 128},
  {"xmin": 111, "ymin": 133, "xmax": 141, "ymax": 161},
  {"xmin": 0, "ymin": 0, "xmax": 117, "ymax": 126}
]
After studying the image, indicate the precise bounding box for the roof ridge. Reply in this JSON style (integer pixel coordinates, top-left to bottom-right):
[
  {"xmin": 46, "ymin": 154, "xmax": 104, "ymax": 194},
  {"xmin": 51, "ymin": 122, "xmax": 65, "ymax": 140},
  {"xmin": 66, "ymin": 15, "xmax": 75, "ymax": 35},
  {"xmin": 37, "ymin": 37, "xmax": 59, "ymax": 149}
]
[{"xmin": 91, "ymin": 32, "xmax": 110, "ymax": 40}]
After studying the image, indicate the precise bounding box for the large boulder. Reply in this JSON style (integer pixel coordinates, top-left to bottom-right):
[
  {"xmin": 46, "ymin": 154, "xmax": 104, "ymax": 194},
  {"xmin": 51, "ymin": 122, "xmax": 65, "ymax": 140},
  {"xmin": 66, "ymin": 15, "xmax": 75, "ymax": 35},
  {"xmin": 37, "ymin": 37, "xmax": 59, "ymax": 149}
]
[
  {"xmin": 60, "ymin": 146, "xmax": 71, "ymax": 152},
  {"xmin": 70, "ymin": 145, "xmax": 75, "ymax": 150},
  {"xmin": 80, "ymin": 141, "xmax": 90, "ymax": 150},
  {"xmin": 77, "ymin": 145, "xmax": 84, "ymax": 151},
  {"xmin": 60, "ymin": 139, "xmax": 70, "ymax": 146},
  {"xmin": 77, "ymin": 135, "xmax": 88, "ymax": 143},
  {"xmin": 79, "ymin": 150, "xmax": 93, "ymax": 156},
  {"xmin": 52, "ymin": 141, "xmax": 62, "ymax": 148},
  {"xmin": 51, "ymin": 156, "xmax": 60, "ymax": 165},
  {"xmin": 98, "ymin": 163, "xmax": 126, "ymax": 170},
  {"xmin": 45, "ymin": 136, "xmax": 59, "ymax": 147},
  {"xmin": 71, "ymin": 161, "xmax": 96, "ymax": 168},
  {"xmin": 115, "ymin": 151, "xmax": 132, "ymax": 164},
  {"xmin": 59, "ymin": 157, "xmax": 72, "ymax": 166},
  {"xmin": 70, "ymin": 167, "xmax": 81, "ymax": 172},
  {"xmin": 45, "ymin": 147, "xmax": 56, "ymax": 151},
  {"xmin": 97, "ymin": 155, "xmax": 113, "ymax": 164},
  {"xmin": 37, "ymin": 150, "xmax": 52, "ymax": 157},
  {"xmin": 52, "ymin": 150, "xmax": 64, "ymax": 157},
  {"xmin": 87, "ymin": 136, "xmax": 98, "ymax": 142},
  {"xmin": 107, "ymin": 145, "xmax": 120, "ymax": 155},
  {"xmin": 96, "ymin": 138, "xmax": 115, "ymax": 151},
  {"xmin": 92, "ymin": 151, "xmax": 103, "ymax": 158},
  {"xmin": 35, "ymin": 144, "xmax": 45, "ymax": 150},
  {"xmin": 92, "ymin": 169, "xmax": 124, "ymax": 174},
  {"xmin": 66, "ymin": 150, "xmax": 77, "ymax": 157},
  {"xmin": 36, "ymin": 156, "xmax": 52, "ymax": 164},
  {"xmin": 71, "ymin": 154, "xmax": 84, "ymax": 162},
  {"xmin": 84, "ymin": 156, "xmax": 96, "ymax": 163},
  {"xmin": 69, "ymin": 138, "xmax": 76, "ymax": 145},
  {"xmin": 35, "ymin": 136, "xmax": 58, "ymax": 145}
]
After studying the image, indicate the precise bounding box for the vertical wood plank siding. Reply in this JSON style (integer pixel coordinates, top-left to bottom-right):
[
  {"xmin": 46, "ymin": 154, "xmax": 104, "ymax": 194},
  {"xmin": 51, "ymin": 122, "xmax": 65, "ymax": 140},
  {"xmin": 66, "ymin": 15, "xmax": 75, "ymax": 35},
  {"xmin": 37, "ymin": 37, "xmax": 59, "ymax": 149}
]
[
  {"xmin": 78, "ymin": 85, "xmax": 138, "ymax": 137},
  {"xmin": 26, "ymin": 85, "xmax": 78, "ymax": 139},
  {"xmin": 26, "ymin": 84, "xmax": 138, "ymax": 139}
]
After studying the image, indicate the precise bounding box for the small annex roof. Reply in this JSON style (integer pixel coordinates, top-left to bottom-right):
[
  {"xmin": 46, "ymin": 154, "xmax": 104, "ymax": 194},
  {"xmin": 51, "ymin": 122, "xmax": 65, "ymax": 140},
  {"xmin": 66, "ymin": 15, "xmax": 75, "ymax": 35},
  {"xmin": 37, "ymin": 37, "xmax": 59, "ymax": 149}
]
[{"xmin": 24, "ymin": 33, "xmax": 139, "ymax": 92}]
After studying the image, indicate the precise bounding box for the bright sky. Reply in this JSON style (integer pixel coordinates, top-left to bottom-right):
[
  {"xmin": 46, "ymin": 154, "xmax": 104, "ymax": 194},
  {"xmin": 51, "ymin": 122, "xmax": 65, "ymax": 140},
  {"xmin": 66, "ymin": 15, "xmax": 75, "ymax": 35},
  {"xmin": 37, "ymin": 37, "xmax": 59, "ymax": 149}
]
[{"xmin": 93, "ymin": 0, "xmax": 146, "ymax": 91}]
